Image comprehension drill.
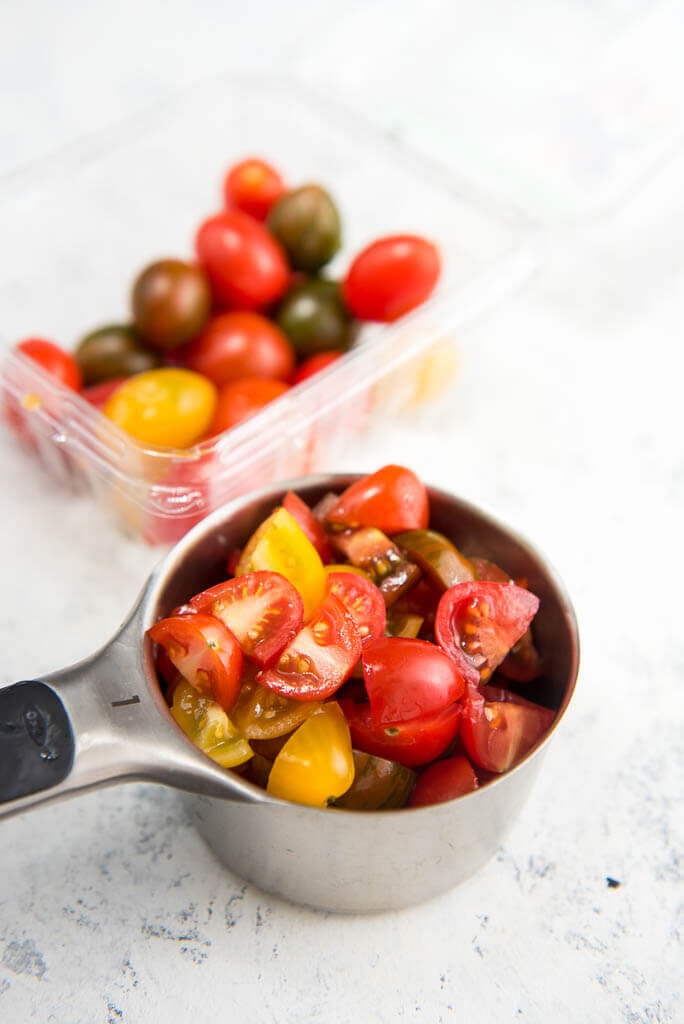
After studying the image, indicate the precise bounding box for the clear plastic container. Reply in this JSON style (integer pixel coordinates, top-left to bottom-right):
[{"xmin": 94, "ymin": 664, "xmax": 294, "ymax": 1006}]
[{"xmin": 0, "ymin": 74, "xmax": 535, "ymax": 543}]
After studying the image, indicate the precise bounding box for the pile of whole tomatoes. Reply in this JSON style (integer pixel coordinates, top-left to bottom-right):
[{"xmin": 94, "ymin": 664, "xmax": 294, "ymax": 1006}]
[{"xmin": 12, "ymin": 157, "xmax": 441, "ymax": 449}]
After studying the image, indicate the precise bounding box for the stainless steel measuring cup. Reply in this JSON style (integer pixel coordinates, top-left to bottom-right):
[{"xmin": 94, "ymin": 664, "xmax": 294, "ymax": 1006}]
[{"xmin": 0, "ymin": 475, "xmax": 579, "ymax": 913}]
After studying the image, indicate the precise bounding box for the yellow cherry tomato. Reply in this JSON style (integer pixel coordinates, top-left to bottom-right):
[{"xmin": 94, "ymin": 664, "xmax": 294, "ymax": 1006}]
[
  {"xmin": 266, "ymin": 702, "xmax": 355, "ymax": 807},
  {"xmin": 236, "ymin": 506, "xmax": 327, "ymax": 621},
  {"xmin": 103, "ymin": 367, "xmax": 217, "ymax": 447},
  {"xmin": 170, "ymin": 680, "xmax": 253, "ymax": 768}
]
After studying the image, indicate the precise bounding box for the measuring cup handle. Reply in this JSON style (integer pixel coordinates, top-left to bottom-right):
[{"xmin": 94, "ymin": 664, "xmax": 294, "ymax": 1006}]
[{"xmin": 0, "ymin": 680, "xmax": 75, "ymax": 802}]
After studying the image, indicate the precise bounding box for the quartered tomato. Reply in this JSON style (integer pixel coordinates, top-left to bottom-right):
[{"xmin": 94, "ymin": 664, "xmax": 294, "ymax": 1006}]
[
  {"xmin": 340, "ymin": 699, "xmax": 462, "ymax": 768},
  {"xmin": 326, "ymin": 571, "xmax": 386, "ymax": 645},
  {"xmin": 394, "ymin": 529, "xmax": 474, "ymax": 590},
  {"xmin": 229, "ymin": 676, "xmax": 322, "ymax": 740},
  {"xmin": 282, "ymin": 489, "xmax": 333, "ymax": 563},
  {"xmin": 190, "ymin": 570, "xmax": 304, "ymax": 667},
  {"xmin": 149, "ymin": 612, "xmax": 243, "ymax": 714},
  {"xmin": 223, "ymin": 157, "xmax": 286, "ymax": 221},
  {"xmin": 325, "ymin": 464, "xmax": 429, "ymax": 534},
  {"xmin": 16, "ymin": 337, "xmax": 82, "ymax": 391},
  {"xmin": 362, "ymin": 636, "xmax": 466, "ymax": 725},
  {"xmin": 342, "ymin": 234, "xmax": 440, "ymax": 322},
  {"xmin": 408, "ymin": 755, "xmax": 479, "ymax": 807},
  {"xmin": 435, "ymin": 580, "xmax": 540, "ymax": 683},
  {"xmin": 195, "ymin": 209, "xmax": 290, "ymax": 311},
  {"xmin": 236, "ymin": 505, "xmax": 327, "ymax": 621},
  {"xmin": 170, "ymin": 680, "xmax": 253, "ymax": 768},
  {"xmin": 258, "ymin": 592, "xmax": 362, "ymax": 701},
  {"xmin": 460, "ymin": 684, "xmax": 554, "ymax": 774},
  {"xmin": 266, "ymin": 702, "xmax": 354, "ymax": 807}
]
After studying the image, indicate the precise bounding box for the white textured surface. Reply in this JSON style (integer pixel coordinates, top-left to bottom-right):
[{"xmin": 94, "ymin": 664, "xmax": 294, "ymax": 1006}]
[{"xmin": 0, "ymin": 4, "xmax": 682, "ymax": 1023}]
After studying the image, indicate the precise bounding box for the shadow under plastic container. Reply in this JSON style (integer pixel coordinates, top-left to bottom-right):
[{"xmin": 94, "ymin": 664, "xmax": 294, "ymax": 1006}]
[{"xmin": 0, "ymin": 75, "xmax": 535, "ymax": 544}]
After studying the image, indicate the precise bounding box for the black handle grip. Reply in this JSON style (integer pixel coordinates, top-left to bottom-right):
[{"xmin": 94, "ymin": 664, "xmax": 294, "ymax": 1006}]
[{"xmin": 0, "ymin": 681, "xmax": 75, "ymax": 802}]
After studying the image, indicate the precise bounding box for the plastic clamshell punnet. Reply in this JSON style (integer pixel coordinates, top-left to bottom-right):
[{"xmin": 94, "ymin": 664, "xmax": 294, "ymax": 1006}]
[{"xmin": 0, "ymin": 74, "xmax": 536, "ymax": 544}]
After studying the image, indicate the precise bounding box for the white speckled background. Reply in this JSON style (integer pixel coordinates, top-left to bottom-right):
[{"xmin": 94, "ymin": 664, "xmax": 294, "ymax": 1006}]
[{"xmin": 0, "ymin": 2, "xmax": 682, "ymax": 1022}]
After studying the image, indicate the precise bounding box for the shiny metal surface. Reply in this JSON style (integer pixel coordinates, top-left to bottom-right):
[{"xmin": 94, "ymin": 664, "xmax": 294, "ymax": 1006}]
[{"xmin": 0, "ymin": 474, "xmax": 579, "ymax": 912}]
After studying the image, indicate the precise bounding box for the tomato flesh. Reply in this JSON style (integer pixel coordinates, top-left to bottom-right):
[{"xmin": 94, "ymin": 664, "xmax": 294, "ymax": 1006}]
[
  {"xmin": 230, "ymin": 675, "xmax": 322, "ymax": 739},
  {"xmin": 326, "ymin": 571, "xmax": 386, "ymax": 645},
  {"xmin": 460, "ymin": 684, "xmax": 554, "ymax": 773},
  {"xmin": 149, "ymin": 612, "xmax": 243, "ymax": 714},
  {"xmin": 190, "ymin": 570, "xmax": 303, "ymax": 668},
  {"xmin": 170, "ymin": 680, "xmax": 253, "ymax": 768}
]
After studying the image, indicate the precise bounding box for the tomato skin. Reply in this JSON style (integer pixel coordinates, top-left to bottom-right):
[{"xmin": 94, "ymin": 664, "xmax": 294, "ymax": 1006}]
[
  {"xmin": 343, "ymin": 235, "xmax": 440, "ymax": 322},
  {"xmin": 223, "ymin": 157, "xmax": 286, "ymax": 221},
  {"xmin": 103, "ymin": 367, "xmax": 217, "ymax": 447},
  {"xmin": 435, "ymin": 581, "xmax": 540, "ymax": 683},
  {"xmin": 195, "ymin": 209, "xmax": 290, "ymax": 311},
  {"xmin": 340, "ymin": 699, "xmax": 462, "ymax": 768},
  {"xmin": 282, "ymin": 490, "xmax": 333, "ymax": 563},
  {"xmin": 326, "ymin": 464, "xmax": 429, "ymax": 534},
  {"xmin": 190, "ymin": 570, "xmax": 304, "ymax": 668},
  {"xmin": 179, "ymin": 311, "xmax": 295, "ymax": 386},
  {"xmin": 326, "ymin": 571, "xmax": 386, "ymax": 645},
  {"xmin": 16, "ymin": 338, "xmax": 82, "ymax": 391},
  {"xmin": 148, "ymin": 612, "xmax": 243, "ymax": 714},
  {"xmin": 362, "ymin": 636, "xmax": 465, "ymax": 725},
  {"xmin": 460, "ymin": 684, "xmax": 554, "ymax": 774},
  {"xmin": 408, "ymin": 755, "xmax": 479, "ymax": 807},
  {"xmin": 207, "ymin": 376, "xmax": 289, "ymax": 434},
  {"xmin": 131, "ymin": 259, "xmax": 212, "ymax": 351},
  {"xmin": 258, "ymin": 592, "xmax": 362, "ymax": 701},
  {"xmin": 333, "ymin": 751, "xmax": 416, "ymax": 810},
  {"xmin": 266, "ymin": 702, "xmax": 354, "ymax": 807},
  {"xmin": 290, "ymin": 350, "xmax": 343, "ymax": 385}
]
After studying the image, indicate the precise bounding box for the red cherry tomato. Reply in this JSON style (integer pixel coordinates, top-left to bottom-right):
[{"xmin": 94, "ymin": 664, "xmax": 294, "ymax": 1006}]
[
  {"xmin": 460, "ymin": 684, "xmax": 554, "ymax": 774},
  {"xmin": 178, "ymin": 311, "xmax": 295, "ymax": 387},
  {"xmin": 16, "ymin": 338, "xmax": 82, "ymax": 391},
  {"xmin": 343, "ymin": 235, "xmax": 440, "ymax": 322},
  {"xmin": 190, "ymin": 571, "xmax": 304, "ymax": 668},
  {"xmin": 290, "ymin": 350, "xmax": 343, "ymax": 385},
  {"xmin": 81, "ymin": 376, "xmax": 128, "ymax": 410},
  {"xmin": 207, "ymin": 376, "xmax": 290, "ymax": 434},
  {"xmin": 362, "ymin": 636, "xmax": 465, "ymax": 725},
  {"xmin": 408, "ymin": 755, "xmax": 479, "ymax": 807},
  {"xmin": 435, "ymin": 581, "xmax": 539, "ymax": 683},
  {"xmin": 325, "ymin": 464, "xmax": 429, "ymax": 534},
  {"xmin": 223, "ymin": 157, "xmax": 286, "ymax": 221},
  {"xmin": 326, "ymin": 571, "xmax": 386, "ymax": 646},
  {"xmin": 195, "ymin": 209, "xmax": 290, "ymax": 311},
  {"xmin": 148, "ymin": 612, "xmax": 243, "ymax": 714},
  {"xmin": 282, "ymin": 490, "xmax": 333, "ymax": 563},
  {"xmin": 258, "ymin": 592, "xmax": 362, "ymax": 701},
  {"xmin": 340, "ymin": 699, "xmax": 462, "ymax": 768}
]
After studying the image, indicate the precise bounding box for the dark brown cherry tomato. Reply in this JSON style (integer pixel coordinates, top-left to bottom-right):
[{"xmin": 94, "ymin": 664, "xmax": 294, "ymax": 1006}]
[
  {"xmin": 195, "ymin": 210, "xmax": 290, "ymax": 311},
  {"xmin": 267, "ymin": 185, "xmax": 341, "ymax": 272},
  {"xmin": 223, "ymin": 157, "xmax": 286, "ymax": 221},
  {"xmin": 74, "ymin": 324, "xmax": 161, "ymax": 385},
  {"xmin": 131, "ymin": 259, "xmax": 212, "ymax": 351},
  {"xmin": 275, "ymin": 278, "xmax": 355, "ymax": 356},
  {"xmin": 333, "ymin": 751, "xmax": 416, "ymax": 810},
  {"xmin": 179, "ymin": 312, "xmax": 295, "ymax": 386},
  {"xmin": 16, "ymin": 337, "xmax": 82, "ymax": 391},
  {"xmin": 343, "ymin": 235, "xmax": 440, "ymax": 321},
  {"xmin": 207, "ymin": 376, "xmax": 289, "ymax": 434}
]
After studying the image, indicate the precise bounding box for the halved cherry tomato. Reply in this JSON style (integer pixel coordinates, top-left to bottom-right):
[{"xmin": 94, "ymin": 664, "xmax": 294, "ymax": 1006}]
[
  {"xmin": 16, "ymin": 338, "xmax": 82, "ymax": 391},
  {"xmin": 170, "ymin": 680, "xmax": 252, "ymax": 768},
  {"xmin": 207, "ymin": 376, "xmax": 289, "ymax": 434},
  {"xmin": 258, "ymin": 592, "xmax": 362, "ymax": 701},
  {"xmin": 195, "ymin": 209, "xmax": 290, "ymax": 311},
  {"xmin": 330, "ymin": 526, "xmax": 420, "ymax": 605},
  {"xmin": 266, "ymin": 702, "xmax": 354, "ymax": 807},
  {"xmin": 340, "ymin": 699, "xmax": 462, "ymax": 768},
  {"xmin": 342, "ymin": 235, "xmax": 440, "ymax": 322},
  {"xmin": 394, "ymin": 529, "xmax": 474, "ymax": 590},
  {"xmin": 282, "ymin": 489, "xmax": 333, "ymax": 563},
  {"xmin": 237, "ymin": 505, "xmax": 327, "ymax": 622},
  {"xmin": 290, "ymin": 350, "xmax": 343, "ymax": 385},
  {"xmin": 435, "ymin": 581, "xmax": 539, "ymax": 683},
  {"xmin": 326, "ymin": 464, "xmax": 429, "ymax": 534},
  {"xmin": 223, "ymin": 157, "xmax": 286, "ymax": 221},
  {"xmin": 362, "ymin": 636, "xmax": 466, "ymax": 725},
  {"xmin": 326, "ymin": 571, "xmax": 386, "ymax": 645},
  {"xmin": 179, "ymin": 312, "xmax": 295, "ymax": 386},
  {"xmin": 333, "ymin": 750, "xmax": 416, "ymax": 810},
  {"xmin": 460, "ymin": 684, "xmax": 554, "ymax": 774},
  {"xmin": 190, "ymin": 570, "xmax": 303, "ymax": 668},
  {"xmin": 149, "ymin": 612, "xmax": 243, "ymax": 714},
  {"xmin": 230, "ymin": 675, "xmax": 321, "ymax": 740},
  {"xmin": 408, "ymin": 755, "xmax": 479, "ymax": 807},
  {"xmin": 471, "ymin": 558, "xmax": 542, "ymax": 682},
  {"xmin": 103, "ymin": 367, "xmax": 217, "ymax": 448}
]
